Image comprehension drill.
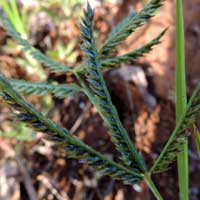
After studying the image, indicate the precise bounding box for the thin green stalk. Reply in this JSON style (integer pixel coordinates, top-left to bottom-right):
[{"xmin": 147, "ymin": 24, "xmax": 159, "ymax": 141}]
[
  {"xmin": 144, "ymin": 174, "xmax": 163, "ymax": 200},
  {"xmin": 176, "ymin": 0, "xmax": 188, "ymax": 200}
]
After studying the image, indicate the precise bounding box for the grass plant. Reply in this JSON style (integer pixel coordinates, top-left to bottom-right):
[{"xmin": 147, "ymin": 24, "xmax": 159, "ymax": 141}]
[{"xmin": 0, "ymin": 1, "xmax": 199, "ymax": 199}]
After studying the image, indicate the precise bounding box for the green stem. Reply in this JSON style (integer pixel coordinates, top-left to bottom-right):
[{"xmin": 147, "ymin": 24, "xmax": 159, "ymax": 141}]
[
  {"xmin": 144, "ymin": 174, "xmax": 164, "ymax": 200},
  {"xmin": 176, "ymin": 0, "xmax": 188, "ymax": 200}
]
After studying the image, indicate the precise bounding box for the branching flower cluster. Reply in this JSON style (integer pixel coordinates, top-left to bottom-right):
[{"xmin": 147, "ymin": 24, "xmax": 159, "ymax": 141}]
[{"xmin": 0, "ymin": 1, "xmax": 200, "ymax": 199}]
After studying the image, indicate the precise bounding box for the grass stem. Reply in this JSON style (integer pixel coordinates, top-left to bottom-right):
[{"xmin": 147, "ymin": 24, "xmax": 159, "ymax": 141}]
[
  {"xmin": 176, "ymin": 0, "xmax": 188, "ymax": 199},
  {"xmin": 144, "ymin": 174, "xmax": 163, "ymax": 200}
]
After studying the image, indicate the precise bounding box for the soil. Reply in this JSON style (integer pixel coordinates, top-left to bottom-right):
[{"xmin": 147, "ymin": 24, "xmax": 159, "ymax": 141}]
[{"xmin": 0, "ymin": 0, "xmax": 200, "ymax": 200}]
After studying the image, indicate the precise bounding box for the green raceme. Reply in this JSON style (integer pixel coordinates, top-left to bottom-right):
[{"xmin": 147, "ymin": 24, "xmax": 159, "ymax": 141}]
[
  {"xmin": 10, "ymin": 79, "xmax": 81, "ymax": 98},
  {"xmin": 150, "ymin": 83, "xmax": 200, "ymax": 174},
  {"xmin": 0, "ymin": 75, "xmax": 142, "ymax": 185},
  {"xmin": 101, "ymin": 29, "xmax": 166, "ymax": 68}
]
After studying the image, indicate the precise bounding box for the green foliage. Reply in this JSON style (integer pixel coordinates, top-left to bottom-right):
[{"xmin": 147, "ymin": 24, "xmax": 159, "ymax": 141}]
[
  {"xmin": 47, "ymin": 39, "xmax": 78, "ymax": 63},
  {"xmin": 0, "ymin": 123, "xmax": 35, "ymax": 141},
  {"xmin": 0, "ymin": 0, "xmax": 47, "ymax": 80},
  {"xmin": 150, "ymin": 84, "xmax": 200, "ymax": 173},
  {"xmin": 10, "ymin": 79, "xmax": 81, "ymax": 98},
  {"xmin": 41, "ymin": 0, "xmax": 85, "ymax": 19}
]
